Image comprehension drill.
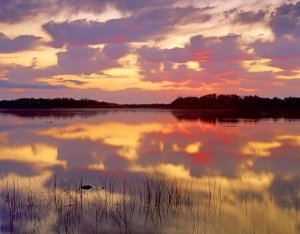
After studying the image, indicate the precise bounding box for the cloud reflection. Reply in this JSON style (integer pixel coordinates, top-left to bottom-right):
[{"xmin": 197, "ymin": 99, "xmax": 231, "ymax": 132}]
[
  {"xmin": 0, "ymin": 143, "xmax": 66, "ymax": 169},
  {"xmin": 241, "ymin": 141, "xmax": 282, "ymax": 157},
  {"xmin": 0, "ymin": 110, "xmax": 299, "ymax": 233}
]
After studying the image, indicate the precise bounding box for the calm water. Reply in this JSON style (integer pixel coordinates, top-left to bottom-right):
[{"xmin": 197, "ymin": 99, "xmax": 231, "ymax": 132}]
[{"xmin": 0, "ymin": 109, "xmax": 300, "ymax": 233}]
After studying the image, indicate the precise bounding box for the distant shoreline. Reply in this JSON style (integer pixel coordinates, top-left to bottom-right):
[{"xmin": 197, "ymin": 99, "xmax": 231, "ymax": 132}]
[
  {"xmin": 1, "ymin": 108, "xmax": 300, "ymax": 121},
  {"xmin": 0, "ymin": 94, "xmax": 299, "ymax": 110}
]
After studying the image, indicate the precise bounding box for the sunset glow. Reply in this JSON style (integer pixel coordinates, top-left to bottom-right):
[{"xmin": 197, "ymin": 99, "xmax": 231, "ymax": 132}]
[{"xmin": 0, "ymin": 0, "xmax": 299, "ymax": 102}]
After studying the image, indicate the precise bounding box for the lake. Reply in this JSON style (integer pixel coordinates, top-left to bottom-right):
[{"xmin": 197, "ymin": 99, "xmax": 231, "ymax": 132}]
[{"xmin": 0, "ymin": 109, "xmax": 299, "ymax": 233}]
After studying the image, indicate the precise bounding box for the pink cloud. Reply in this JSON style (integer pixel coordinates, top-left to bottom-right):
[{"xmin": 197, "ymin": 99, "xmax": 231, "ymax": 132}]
[{"xmin": 138, "ymin": 34, "xmax": 248, "ymax": 83}]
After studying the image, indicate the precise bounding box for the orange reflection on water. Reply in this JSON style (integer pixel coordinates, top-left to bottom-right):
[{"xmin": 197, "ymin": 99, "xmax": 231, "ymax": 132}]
[
  {"xmin": 241, "ymin": 141, "xmax": 282, "ymax": 157},
  {"xmin": 185, "ymin": 142, "xmax": 202, "ymax": 154},
  {"xmin": 276, "ymin": 135, "xmax": 300, "ymax": 147},
  {"xmin": 130, "ymin": 163, "xmax": 191, "ymax": 179},
  {"xmin": 39, "ymin": 122, "xmax": 174, "ymax": 160},
  {"xmin": 0, "ymin": 111, "xmax": 299, "ymax": 233},
  {"xmin": 0, "ymin": 144, "xmax": 66, "ymax": 169}
]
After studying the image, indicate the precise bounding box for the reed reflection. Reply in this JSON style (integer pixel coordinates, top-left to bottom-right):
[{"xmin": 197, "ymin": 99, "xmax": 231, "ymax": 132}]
[{"xmin": 0, "ymin": 110, "xmax": 299, "ymax": 233}]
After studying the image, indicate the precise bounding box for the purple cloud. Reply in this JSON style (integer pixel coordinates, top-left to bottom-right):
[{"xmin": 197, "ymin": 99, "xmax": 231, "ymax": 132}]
[
  {"xmin": 0, "ymin": 0, "xmax": 45, "ymax": 23},
  {"xmin": 43, "ymin": 7, "xmax": 199, "ymax": 47},
  {"xmin": 0, "ymin": 0, "xmax": 299, "ymax": 99},
  {"xmin": 269, "ymin": 1, "xmax": 300, "ymax": 38},
  {"xmin": 0, "ymin": 80, "xmax": 67, "ymax": 89},
  {"xmin": 137, "ymin": 34, "xmax": 247, "ymax": 83},
  {"xmin": 57, "ymin": 78, "xmax": 88, "ymax": 86},
  {"xmin": 0, "ymin": 0, "xmax": 183, "ymax": 23},
  {"xmin": 7, "ymin": 46, "xmax": 119, "ymax": 83},
  {"xmin": 137, "ymin": 46, "xmax": 166, "ymax": 63},
  {"xmin": 0, "ymin": 33, "xmax": 41, "ymax": 53},
  {"xmin": 252, "ymin": 37, "xmax": 300, "ymax": 77},
  {"xmin": 253, "ymin": 38, "xmax": 300, "ymax": 60},
  {"xmin": 2, "ymin": 46, "xmax": 120, "ymax": 91},
  {"xmin": 55, "ymin": 46, "xmax": 118, "ymax": 75},
  {"xmin": 235, "ymin": 10, "xmax": 265, "ymax": 24},
  {"xmin": 190, "ymin": 35, "xmax": 245, "ymax": 63},
  {"xmin": 103, "ymin": 44, "xmax": 129, "ymax": 59}
]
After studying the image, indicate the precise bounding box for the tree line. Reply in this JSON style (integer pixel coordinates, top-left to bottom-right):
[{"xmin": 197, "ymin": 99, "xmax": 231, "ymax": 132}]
[
  {"xmin": 0, "ymin": 94, "xmax": 299, "ymax": 109},
  {"xmin": 0, "ymin": 98, "xmax": 118, "ymax": 108},
  {"xmin": 170, "ymin": 94, "xmax": 300, "ymax": 109}
]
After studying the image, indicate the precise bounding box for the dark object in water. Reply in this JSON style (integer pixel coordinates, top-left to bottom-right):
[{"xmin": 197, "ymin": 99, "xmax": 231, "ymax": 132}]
[{"xmin": 80, "ymin": 185, "xmax": 93, "ymax": 190}]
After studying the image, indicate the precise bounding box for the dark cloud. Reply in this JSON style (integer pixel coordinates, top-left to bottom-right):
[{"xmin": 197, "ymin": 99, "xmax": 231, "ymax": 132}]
[
  {"xmin": 103, "ymin": 43, "xmax": 129, "ymax": 59},
  {"xmin": 57, "ymin": 78, "xmax": 88, "ymax": 86},
  {"xmin": 7, "ymin": 46, "xmax": 119, "ymax": 83},
  {"xmin": 0, "ymin": 0, "xmax": 298, "ymax": 97},
  {"xmin": 253, "ymin": 38, "xmax": 300, "ymax": 59},
  {"xmin": 137, "ymin": 46, "xmax": 166, "ymax": 63},
  {"xmin": 0, "ymin": 33, "xmax": 41, "ymax": 53},
  {"xmin": 190, "ymin": 34, "xmax": 245, "ymax": 63},
  {"xmin": 252, "ymin": 36, "xmax": 300, "ymax": 77},
  {"xmin": 137, "ymin": 34, "xmax": 247, "ymax": 83},
  {"xmin": 270, "ymin": 1, "xmax": 300, "ymax": 38},
  {"xmin": 0, "ymin": 160, "xmax": 44, "ymax": 176},
  {"xmin": 0, "ymin": 0, "xmax": 179, "ymax": 23},
  {"xmin": 166, "ymin": 47, "xmax": 193, "ymax": 63},
  {"xmin": 0, "ymin": 0, "xmax": 46, "ymax": 23},
  {"xmin": 55, "ymin": 46, "xmax": 118, "ymax": 75},
  {"xmin": 0, "ymin": 80, "xmax": 67, "ymax": 89},
  {"xmin": 235, "ymin": 10, "xmax": 265, "ymax": 24},
  {"xmin": 107, "ymin": 0, "xmax": 174, "ymax": 11},
  {"xmin": 43, "ymin": 7, "xmax": 198, "ymax": 47},
  {"xmin": 249, "ymin": 1, "xmax": 300, "ymax": 80},
  {"xmin": 224, "ymin": 8, "xmax": 238, "ymax": 19}
]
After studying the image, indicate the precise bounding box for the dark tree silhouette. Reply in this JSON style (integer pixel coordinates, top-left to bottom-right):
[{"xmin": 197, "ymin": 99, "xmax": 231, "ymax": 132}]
[
  {"xmin": 0, "ymin": 98, "xmax": 118, "ymax": 109},
  {"xmin": 0, "ymin": 94, "xmax": 299, "ymax": 109},
  {"xmin": 170, "ymin": 94, "xmax": 300, "ymax": 109}
]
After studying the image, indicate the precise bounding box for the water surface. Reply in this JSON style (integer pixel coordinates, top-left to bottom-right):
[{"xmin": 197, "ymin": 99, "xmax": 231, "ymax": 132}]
[{"xmin": 0, "ymin": 109, "xmax": 299, "ymax": 233}]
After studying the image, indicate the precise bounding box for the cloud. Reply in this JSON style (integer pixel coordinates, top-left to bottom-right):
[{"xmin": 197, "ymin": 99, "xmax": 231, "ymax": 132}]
[
  {"xmin": 0, "ymin": 0, "xmax": 109, "ymax": 23},
  {"xmin": 0, "ymin": 33, "xmax": 41, "ymax": 53},
  {"xmin": 235, "ymin": 10, "xmax": 265, "ymax": 24},
  {"xmin": 137, "ymin": 46, "xmax": 165, "ymax": 63},
  {"xmin": 0, "ymin": 80, "xmax": 67, "ymax": 89},
  {"xmin": 138, "ymin": 46, "xmax": 192, "ymax": 64},
  {"xmin": 43, "ymin": 7, "xmax": 198, "ymax": 47},
  {"xmin": 0, "ymin": 0, "xmax": 182, "ymax": 23},
  {"xmin": 6, "ymin": 46, "xmax": 119, "ymax": 83},
  {"xmin": 253, "ymin": 38, "xmax": 300, "ymax": 60},
  {"xmin": 269, "ymin": 1, "xmax": 300, "ymax": 38},
  {"xmin": 2, "ymin": 46, "xmax": 120, "ymax": 90},
  {"xmin": 247, "ymin": 2, "xmax": 300, "ymax": 80},
  {"xmin": 0, "ymin": 0, "xmax": 45, "ymax": 23},
  {"xmin": 137, "ymin": 50, "xmax": 173, "ymax": 83},
  {"xmin": 103, "ymin": 44, "xmax": 129, "ymax": 59},
  {"xmin": 191, "ymin": 35, "xmax": 245, "ymax": 63},
  {"xmin": 54, "ymin": 46, "xmax": 118, "ymax": 75},
  {"xmin": 137, "ymin": 34, "xmax": 247, "ymax": 83},
  {"xmin": 0, "ymin": 0, "xmax": 299, "ymax": 98},
  {"xmin": 252, "ymin": 36, "xmax": 300, "ymax": 78},
  {"xmin": 56, "ymin": 78, "xmax": 88, "ymax": 86}
]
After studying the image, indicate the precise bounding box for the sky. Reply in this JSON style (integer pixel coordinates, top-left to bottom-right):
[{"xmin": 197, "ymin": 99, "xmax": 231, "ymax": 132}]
[{"xmin": 0, "ymin": 0, "xmax": 299, "ymax": 103}]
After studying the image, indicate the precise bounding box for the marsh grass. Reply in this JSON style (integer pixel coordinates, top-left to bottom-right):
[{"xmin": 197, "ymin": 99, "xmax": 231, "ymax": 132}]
[
  {"xmin": 0, "ymin": 175, "xmax": 193, "ymax": 233},
  {"xmin": 0, "ymin": 175, "xmax": 299, "ymax": 234}
]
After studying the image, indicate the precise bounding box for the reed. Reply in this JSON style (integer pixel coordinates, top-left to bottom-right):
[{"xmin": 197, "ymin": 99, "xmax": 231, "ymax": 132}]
[{"xmin": 0, "ymin": 174, "xmax": 299, "ymax": 233}]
